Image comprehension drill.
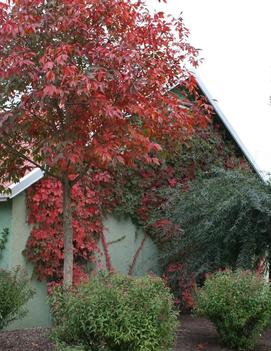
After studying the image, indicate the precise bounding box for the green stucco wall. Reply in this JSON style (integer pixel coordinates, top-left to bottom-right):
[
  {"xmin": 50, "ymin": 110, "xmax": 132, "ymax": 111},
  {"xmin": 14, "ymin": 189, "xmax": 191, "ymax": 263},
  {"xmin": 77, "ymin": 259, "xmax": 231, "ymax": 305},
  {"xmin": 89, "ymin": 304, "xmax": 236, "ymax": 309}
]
[
  {"xmin": 102, "ymin": 216, "xmax": 160, "ymax": 275},
  {"xmin": 0, "ymin": 191, "xmax": 160, "ymax": 330},
  {"xmin": 2, "ymin": 193, "xmax": 52, "ymax": 330},
  {"xmin": 0, "ymin": 200, "xmax": 12, "ymax": 269}
]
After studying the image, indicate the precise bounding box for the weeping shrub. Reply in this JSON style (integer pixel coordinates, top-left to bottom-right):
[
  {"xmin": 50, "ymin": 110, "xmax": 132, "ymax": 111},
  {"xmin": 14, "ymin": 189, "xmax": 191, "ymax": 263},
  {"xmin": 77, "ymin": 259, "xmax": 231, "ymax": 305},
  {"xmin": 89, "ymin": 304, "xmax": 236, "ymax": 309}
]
[
  {"xmin": 155, "ymin": 168, "xmax": 271, "ymax": 276},
  {"xmin": 0, "ymin": 267, "xmax": 35, "ymax": 329},
  {"xmin": 195, "ymin": 270, "xmax": 271, "ymax": 350},
  {"xmin": 50, "ymin": 273, "xmax": 178, "ymax": 351}
]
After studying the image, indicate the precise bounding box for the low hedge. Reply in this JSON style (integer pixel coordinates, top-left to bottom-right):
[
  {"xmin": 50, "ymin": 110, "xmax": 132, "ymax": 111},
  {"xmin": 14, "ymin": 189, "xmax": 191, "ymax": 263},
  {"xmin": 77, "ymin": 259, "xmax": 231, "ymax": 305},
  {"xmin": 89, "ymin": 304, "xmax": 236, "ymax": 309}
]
[
  {"xmin": 195, "ymin": 270, "xmax": 271, "ymax": 350},
  {"xmin": 50, "ymin": 273, "xmax": 178, "ymax": 351}
]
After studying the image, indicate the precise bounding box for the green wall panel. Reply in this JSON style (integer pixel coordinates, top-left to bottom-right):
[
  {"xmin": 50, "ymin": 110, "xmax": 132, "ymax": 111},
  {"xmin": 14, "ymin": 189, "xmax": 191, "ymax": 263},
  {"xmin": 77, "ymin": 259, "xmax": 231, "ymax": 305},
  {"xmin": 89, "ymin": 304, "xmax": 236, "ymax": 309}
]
[
  {"xmin": 0, "ymin": 200, "xmax": 12, "ymax": 269},
  {"xmin": 7, "ymin": 193, "xmax": 51, "ymax": 330},
  {"xmin": 102, "ymin": 216, "xmax": 160, "ymax": 275},
  {"xmin": 1, "ymin": 192, "xmax": 160, "ymax": 330}
]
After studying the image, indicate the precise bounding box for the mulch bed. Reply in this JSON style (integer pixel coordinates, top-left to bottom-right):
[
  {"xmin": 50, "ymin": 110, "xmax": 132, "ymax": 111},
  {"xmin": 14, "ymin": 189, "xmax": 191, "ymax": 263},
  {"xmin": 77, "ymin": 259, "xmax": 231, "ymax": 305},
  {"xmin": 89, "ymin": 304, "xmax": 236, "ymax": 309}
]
[
  {"xmin": 175, "ymin": 315, "xmax": 271, "ymax": 351},
  {"xmin": 0, "ymin": 316, "xmax": 270, "ymax": 351},
  {"xmin": 0, "ymin": 328, "xmax": 55, "ymax": 351}
]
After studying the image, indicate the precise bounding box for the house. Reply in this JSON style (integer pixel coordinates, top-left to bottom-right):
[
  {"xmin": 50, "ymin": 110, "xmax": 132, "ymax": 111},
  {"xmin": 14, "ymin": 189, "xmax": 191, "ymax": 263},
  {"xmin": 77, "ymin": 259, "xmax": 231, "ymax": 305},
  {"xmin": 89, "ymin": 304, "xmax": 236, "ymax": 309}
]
[
  {"xmin": 195, "ymin": 76, "xmax": 265, "ymax": 182},
  {"xmin": 0, "ymin": 169, "xmax": 160, "ymax": 329},
  {"xmin": 0, "ymin": 75, "xmax": 264, "ymax": 329}
]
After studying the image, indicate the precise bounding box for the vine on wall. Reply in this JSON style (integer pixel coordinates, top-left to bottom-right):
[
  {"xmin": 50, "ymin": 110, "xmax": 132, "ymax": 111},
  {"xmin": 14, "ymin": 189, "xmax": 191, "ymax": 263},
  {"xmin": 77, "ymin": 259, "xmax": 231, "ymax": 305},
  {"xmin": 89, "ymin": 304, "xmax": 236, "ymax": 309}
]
[
  {"xmin": 24, "ymin": 118, "xmax": 249, "ymax": 288},
  {"xmin": 113, "ymin": 122, "xmax": 249, "ymax": 231},
  {"xmin": 24, "ymin": 171, "xmax": 114, "ymax": 283},
  {"xmin": 0, "ymin": 228, "xmax": 9, "ymax": 256}
]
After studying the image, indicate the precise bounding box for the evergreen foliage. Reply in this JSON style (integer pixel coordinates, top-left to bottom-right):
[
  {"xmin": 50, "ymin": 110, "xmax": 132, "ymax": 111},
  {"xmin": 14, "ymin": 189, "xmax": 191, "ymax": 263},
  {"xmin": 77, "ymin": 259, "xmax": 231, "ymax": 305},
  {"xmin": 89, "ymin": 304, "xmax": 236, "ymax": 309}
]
[{"xmin": 156, "ymin": 168, "xmax": 271, "ymax": 276}]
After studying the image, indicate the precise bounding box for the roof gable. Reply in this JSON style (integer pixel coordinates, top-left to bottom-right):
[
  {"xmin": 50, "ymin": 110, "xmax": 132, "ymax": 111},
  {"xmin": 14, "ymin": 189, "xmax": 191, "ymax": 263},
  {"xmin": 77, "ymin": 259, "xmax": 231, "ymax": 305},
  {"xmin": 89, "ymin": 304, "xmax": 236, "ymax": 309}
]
[
  {"xmin": 1, "ymin": 76, "xmax": 265, "ymax": 200},
  {"xmin": 195, "ymin": 75, "xmax": 265, "ymax": 182},
  {"xmin": 0, "ymin": 168, "xmax": 44, "ymax": 201}
]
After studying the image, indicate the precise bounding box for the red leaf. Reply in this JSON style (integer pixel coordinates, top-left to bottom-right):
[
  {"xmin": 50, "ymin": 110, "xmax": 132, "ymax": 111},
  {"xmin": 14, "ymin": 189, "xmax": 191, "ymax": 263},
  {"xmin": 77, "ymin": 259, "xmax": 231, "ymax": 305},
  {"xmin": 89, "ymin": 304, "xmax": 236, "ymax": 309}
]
[
  {"xmin": 43, "ymin": 61, "xmax": 54, "ymax": 70},
  {"xmin": 46, "ymin": 70, "xmax": 55, "ymax": 82}
]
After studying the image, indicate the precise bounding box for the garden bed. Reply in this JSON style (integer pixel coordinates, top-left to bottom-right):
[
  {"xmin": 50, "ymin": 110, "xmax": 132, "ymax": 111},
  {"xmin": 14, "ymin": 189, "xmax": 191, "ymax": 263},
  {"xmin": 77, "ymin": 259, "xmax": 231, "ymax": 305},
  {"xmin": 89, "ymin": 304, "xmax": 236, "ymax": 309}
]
[
  {"xmin": 175, "ymin": 315, "xmax": 271, "ymax": 351},
  {"xmin": 0, "ymin": 316, "xmax": 270, "ymax": 351},
  {"xmin": 0, "ymin": 328, "xmax": 55, "ymax": 351}
]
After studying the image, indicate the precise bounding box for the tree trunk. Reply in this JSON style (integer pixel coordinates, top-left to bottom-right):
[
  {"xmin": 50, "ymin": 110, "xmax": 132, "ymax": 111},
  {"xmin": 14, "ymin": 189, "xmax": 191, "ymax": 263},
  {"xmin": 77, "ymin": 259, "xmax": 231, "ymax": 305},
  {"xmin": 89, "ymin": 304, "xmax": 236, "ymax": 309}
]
[{"xmin": 62, "ymin": 176, "xmax": 73, "ymax": 287}]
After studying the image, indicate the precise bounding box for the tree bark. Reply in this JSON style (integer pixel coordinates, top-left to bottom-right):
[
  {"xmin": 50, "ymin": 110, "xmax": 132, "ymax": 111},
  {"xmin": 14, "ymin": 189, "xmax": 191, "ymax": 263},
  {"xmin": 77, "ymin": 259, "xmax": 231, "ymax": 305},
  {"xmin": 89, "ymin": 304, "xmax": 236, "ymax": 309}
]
[{"xmin": 62, "ymin": 176, "xmax": 73, "ymax": 287}]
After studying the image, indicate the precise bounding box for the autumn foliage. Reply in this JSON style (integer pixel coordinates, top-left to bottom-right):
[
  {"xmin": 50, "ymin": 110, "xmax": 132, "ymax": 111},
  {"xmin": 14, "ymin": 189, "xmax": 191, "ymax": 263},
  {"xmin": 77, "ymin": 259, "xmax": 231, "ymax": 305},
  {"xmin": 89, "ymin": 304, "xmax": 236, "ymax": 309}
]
[
  {"xmin": 25, "ymin": 171, "xmax": 114, "ymax": 283},
  {"xmin": 23, "ymin": 117, "xmax": 248, "ymax": 288},
  {"xmin": 0, "ymin": 0, "xmax": 211, "ymax": 285},
  {"xmin": 0, "ymin": 0, "xmax": 208, "ymax": 184}
]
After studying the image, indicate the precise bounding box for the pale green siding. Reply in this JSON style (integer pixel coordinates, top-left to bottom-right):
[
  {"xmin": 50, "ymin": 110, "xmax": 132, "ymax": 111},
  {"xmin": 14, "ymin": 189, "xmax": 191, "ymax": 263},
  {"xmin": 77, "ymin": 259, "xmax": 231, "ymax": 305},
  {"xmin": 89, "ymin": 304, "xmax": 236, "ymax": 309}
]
[
  {"xmin": 6, "ymin": 193, "xmax": 52, "ymax": 329},
  {"xmin": 0, "ymin": 200, "xmax": 12, "ymax": 269},
  {"xmin": 102, "ymin": 216, "xmax": 160, "ymax": 275},
  {"xmin": 0, "ymin": 191, "xmax": 160, "ymax": 329}
]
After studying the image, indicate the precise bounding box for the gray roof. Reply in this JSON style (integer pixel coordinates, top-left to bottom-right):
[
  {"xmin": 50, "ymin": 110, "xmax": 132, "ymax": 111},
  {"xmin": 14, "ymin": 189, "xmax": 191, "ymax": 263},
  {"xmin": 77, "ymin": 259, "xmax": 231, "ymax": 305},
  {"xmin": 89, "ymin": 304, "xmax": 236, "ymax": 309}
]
[{"xmin": 195, "ymin": 75, "xmax": 265, "ymax": 182}]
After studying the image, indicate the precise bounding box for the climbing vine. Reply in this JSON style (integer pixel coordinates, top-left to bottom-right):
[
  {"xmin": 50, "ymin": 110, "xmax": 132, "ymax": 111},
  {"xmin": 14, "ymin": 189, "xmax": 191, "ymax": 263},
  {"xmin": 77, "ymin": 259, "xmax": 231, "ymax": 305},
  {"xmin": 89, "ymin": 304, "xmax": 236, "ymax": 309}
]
[
  {"xmin": 24, "ymin": 112, "xmax": 249, "ymax": 288},
  {"xmin": 0, "ymin": 228, "xmax": 8, "ymax": 255},
  {"xmin": 109, "ymin": 121, "xmax": 250, "ymax": 310},
  {"xmin": 112, "ymin": 121, "xmax": 249, "ymax": 231},
  {"xmin": 24, "ymin": 170, "xmax": 114, "ymax": 283}
]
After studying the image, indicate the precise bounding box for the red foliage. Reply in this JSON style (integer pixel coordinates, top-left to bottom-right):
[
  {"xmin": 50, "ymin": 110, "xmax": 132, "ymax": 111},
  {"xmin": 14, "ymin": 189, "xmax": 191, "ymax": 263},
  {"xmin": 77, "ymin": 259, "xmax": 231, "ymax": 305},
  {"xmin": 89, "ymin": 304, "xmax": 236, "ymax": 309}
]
[
  {"xmin": 0, "ymin": 0, "xmax": 210, "ymax": 285},
  {"xmin": 24, "ymin": 172, "xmax": 113, "ymax": 283},
  {"xmin": 23, "ymin": 116, "xmax": 248, "ymax": 285},
  {"xmin": 0, "ymin": 0, "xmax": 209, "ymax": 183},
  {"xmin": 164, "ymin": 263, "xmax": 196, "ymax": 311}
]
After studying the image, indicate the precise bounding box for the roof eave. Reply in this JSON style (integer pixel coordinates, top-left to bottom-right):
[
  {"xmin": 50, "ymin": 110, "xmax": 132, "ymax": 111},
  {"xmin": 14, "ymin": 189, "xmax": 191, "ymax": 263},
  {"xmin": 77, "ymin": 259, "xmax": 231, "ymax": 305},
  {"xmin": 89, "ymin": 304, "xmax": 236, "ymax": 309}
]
[
  {"xmin": 195, "ymin": 74, "xmax": 266, "ymax": 182},
  {"xmin": 0, "ymin": 168, "xmax": 44, "ymax": 200}
]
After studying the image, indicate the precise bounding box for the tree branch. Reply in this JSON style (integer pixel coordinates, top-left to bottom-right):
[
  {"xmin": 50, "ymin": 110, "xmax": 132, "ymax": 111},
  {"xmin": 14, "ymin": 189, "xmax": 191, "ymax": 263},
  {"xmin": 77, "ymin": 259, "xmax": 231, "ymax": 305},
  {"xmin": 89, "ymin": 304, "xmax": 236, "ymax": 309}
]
[
  {"xmin": 0, "ymin": 141, "xmax": 60, "ymax": 180},
  {"xmin": 70, "ymin": 163, "xmax": 90, "ymax": 186}
]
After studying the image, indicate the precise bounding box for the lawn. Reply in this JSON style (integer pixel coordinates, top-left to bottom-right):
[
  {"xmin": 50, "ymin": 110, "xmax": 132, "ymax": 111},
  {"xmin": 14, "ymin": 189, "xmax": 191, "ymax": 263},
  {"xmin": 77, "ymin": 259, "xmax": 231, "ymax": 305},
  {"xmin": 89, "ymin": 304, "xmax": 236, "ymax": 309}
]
[{"xmin": 1, "ymin": 316, "xmax": 270, "ymax": 351}]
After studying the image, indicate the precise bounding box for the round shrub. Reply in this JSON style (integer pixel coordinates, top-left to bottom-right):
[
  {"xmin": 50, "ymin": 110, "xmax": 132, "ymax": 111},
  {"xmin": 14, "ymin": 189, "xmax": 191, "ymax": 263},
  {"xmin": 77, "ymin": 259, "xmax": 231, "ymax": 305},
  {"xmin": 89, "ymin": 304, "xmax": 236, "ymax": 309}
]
[
  {"xmin": 0, "ymin": 267, "xmax": 35, "ymax": 329},
  {"xmin": 195, "ymin": 270, "xmax": 271, "ymax": 350},
  {"xmin": 50, "ymin": 273, "xmax": 178, "ymax": 351}
]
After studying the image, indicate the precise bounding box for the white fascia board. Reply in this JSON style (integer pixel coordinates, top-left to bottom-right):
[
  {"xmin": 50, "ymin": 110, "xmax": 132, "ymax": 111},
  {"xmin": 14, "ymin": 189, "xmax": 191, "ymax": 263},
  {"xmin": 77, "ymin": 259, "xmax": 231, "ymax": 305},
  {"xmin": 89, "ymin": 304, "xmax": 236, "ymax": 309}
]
[
  {"xmin": 195, "ymin": 74, "xmax": 266, "ymax": 183},
  {"xmin": 1, "ymin": 168, "xmax": 44, "ymax": 200}
]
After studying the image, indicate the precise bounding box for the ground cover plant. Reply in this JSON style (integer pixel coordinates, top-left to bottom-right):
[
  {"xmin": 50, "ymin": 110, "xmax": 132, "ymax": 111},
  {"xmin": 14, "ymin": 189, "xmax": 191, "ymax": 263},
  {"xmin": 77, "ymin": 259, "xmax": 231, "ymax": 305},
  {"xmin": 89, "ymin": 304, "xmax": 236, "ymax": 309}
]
[
  {"xmin": 49, "ymin": 273, "xmax": 178, "ymax": 351},
  {"xmin": 195, "ymin": 270, "xmax": 271, "ymax": 350},
  {"xmin": 0, "ymin": 267, "xmax": 34, "ymax": 330}
]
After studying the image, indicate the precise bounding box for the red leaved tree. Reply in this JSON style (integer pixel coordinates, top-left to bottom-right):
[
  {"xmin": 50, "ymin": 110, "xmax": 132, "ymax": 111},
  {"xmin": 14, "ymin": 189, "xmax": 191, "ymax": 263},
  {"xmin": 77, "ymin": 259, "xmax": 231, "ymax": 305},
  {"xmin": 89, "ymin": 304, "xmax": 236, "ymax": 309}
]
[{"xmin": 0, "ymin": 0, "xmax": 209, "ymax": 286}]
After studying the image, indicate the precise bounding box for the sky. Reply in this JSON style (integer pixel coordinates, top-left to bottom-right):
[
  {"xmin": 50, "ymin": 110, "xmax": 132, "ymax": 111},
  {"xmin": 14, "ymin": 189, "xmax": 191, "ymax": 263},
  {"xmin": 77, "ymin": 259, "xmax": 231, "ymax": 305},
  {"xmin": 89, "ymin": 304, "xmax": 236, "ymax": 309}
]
[{"xmin": 147, "ymin": 0, "xmax": 271, "ymax": 178}]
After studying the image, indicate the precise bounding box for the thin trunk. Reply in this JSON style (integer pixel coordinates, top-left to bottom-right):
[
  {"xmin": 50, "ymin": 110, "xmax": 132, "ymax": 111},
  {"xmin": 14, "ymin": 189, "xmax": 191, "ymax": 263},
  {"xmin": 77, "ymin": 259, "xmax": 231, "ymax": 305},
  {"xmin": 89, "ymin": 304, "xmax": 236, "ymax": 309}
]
[{"xmin": 62, "ymin": 176, "xmax": 73, "ymax": 287}]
